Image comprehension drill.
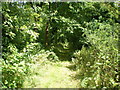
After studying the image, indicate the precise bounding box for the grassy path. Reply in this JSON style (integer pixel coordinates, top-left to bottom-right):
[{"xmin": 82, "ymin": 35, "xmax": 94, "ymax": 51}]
[{"xmin": 23, "ymin": 60, "xmax": 80, "ymax": 88}]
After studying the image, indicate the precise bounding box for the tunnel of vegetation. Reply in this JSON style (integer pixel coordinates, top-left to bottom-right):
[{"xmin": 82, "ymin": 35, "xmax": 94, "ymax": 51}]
[{"xmin": 1, "ymin": 2, "xmax": 120, "ymax": 88}]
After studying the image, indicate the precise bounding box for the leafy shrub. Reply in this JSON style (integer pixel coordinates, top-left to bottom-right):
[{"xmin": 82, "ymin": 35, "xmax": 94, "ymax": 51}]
[
  {"xmin": 2, "ymin": 53, "xmax": 29, "ymax": 88},
  {"xmin": 23, "ymin": 43, "xmax": 42, "ymax": 55},
  {"xmin": 2, "ymin": 60, "xmax": 25, "ymax": 88},
  {"xmin": 72, "ymin": 20, "xmax": 119, "ymax": 88}
]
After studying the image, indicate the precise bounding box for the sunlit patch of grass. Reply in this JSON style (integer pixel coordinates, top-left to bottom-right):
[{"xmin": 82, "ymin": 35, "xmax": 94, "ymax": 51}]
[{"xmin": 23, "ymin": 60, "xmax": 80, "ymax": 88}]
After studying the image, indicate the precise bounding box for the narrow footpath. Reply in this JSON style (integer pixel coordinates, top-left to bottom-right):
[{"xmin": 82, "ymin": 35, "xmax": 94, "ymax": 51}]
[{"xmin": 23, "ymin": 60, "xmax": 80, "ymax": 88}]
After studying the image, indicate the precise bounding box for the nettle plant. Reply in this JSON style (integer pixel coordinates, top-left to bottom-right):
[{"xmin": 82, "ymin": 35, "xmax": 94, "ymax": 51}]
[{"xmin": 73, "ymin": 20, "xmax": 119, "ymax": 88}]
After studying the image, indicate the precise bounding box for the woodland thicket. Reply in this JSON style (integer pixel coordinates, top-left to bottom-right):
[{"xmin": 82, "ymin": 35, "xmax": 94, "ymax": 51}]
[{"xmin": 1, "ymin": 2, "xmax": 120, "ymax": 88}]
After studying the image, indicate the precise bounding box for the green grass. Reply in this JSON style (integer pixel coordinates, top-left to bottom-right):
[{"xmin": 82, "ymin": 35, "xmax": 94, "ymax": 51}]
[{"xmin": 23, "ymin": 60, "xmax": 80, "ymax": 88}]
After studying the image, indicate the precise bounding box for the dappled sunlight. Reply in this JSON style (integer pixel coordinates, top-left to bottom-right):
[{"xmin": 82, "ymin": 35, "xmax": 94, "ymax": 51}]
[{"xmin": 2, "ymin": 2, "xmax": 119, "ymax": 88}]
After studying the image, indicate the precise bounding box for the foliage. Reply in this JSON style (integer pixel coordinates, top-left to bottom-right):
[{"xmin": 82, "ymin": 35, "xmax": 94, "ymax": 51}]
[
  {"xmin": 72, "ymin": 20, "xmax": 119, "ymax": 88},
  {"xmin": 2, "ymin": 2, "xmax": 46, "ymax": 88},
  {"xmin": 1, "ymin": 2, "xmax": 119, "ymax": 88}
]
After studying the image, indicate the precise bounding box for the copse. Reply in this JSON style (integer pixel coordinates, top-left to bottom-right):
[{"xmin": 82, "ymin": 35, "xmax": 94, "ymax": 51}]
[{"xmin": 2, "ymin": 2, "xmax": 119, "ymax": 88}]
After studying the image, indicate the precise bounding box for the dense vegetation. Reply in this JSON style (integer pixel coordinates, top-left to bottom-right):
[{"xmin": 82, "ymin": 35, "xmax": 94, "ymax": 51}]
[{"xmin": 1, "ymin": 2, "xmax": 120, "ymax": 88}]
